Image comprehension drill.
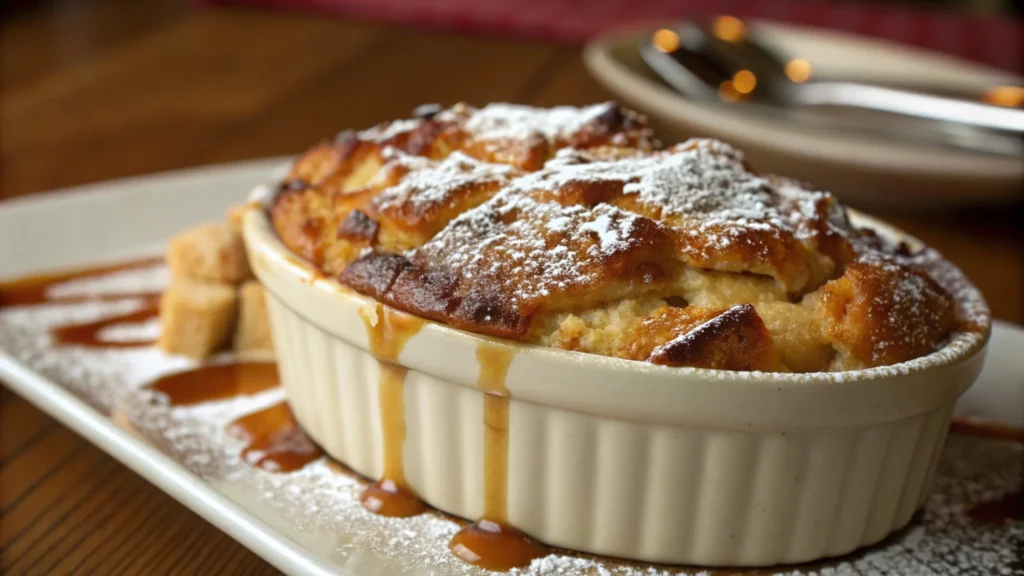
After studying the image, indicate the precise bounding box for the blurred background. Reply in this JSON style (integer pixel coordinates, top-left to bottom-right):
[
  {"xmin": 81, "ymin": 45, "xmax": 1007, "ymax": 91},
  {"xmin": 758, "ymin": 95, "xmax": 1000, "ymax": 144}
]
[{"xmin": 1, "ymin": 0, "xmax": 1021, "ymax": 198}]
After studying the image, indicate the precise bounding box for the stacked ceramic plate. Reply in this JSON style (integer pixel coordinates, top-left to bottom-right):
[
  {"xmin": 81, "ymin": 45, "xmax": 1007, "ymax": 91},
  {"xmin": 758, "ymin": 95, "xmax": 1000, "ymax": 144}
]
[{"xmin": 584, "ymin": 22, "xmax": 1024, "ymax": 207}]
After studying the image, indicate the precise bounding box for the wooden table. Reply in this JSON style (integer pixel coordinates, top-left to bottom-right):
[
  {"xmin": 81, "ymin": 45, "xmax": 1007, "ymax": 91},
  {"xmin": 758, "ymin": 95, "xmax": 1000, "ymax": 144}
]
[{"xmin": 1, "ymin": 2, "xmax": 1021, "ymax": 574}]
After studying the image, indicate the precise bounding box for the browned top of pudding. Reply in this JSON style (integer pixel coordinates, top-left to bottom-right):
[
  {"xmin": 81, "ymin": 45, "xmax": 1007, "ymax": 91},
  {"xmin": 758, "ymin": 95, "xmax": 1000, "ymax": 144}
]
[{"xmin": 270, "ymin": 102, "xmax": 988, "ymax": 373}]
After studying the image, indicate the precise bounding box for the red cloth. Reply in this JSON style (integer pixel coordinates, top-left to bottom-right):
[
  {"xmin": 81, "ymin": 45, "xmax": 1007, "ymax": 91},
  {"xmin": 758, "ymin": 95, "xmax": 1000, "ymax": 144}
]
[{"xmin": 202, "ymin": 0, "xmax": 1023, "ymax": 72}]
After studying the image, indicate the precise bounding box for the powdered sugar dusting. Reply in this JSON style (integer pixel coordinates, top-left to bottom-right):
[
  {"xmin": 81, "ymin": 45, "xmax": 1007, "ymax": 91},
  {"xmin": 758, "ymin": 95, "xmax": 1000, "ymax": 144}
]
[
  {"xmin": 371, "ymin": 151, "xmax": 516, "ymax": 217},
  {"xmin": 418, "ymin": 190, "xmax": 651, "ymax": 307},
  {"xmin": 457, "ymin": 103, "xmax": 613, "ymax": 142},
  {"xmin": 291, "ymin": 104, "xmax": 987, "ymax": 373},
  {"xmin": 907, "ymin": 247, "xmax": 992, "ymax": 330},
  {"xmin": 97, "ymin": 316, "xmax": 162, "ymax": 343},
  {"xmin": 359, "ymin": 118, "xmax": 424, "ymax": 143},
  {"xmin": 410, "ymin": 139, "xmax": 846, "ymax": 298},
  {"xmin": 45, "ymin": 263, "xmax": 168, "ymax": 299},
  {"xmin": 522, "ymin": 141, "xmax": 825, "ymax": 240},
  {"xmin": 0, "ymin": 262, "xmax": 1018, "ymax": 575},
  {"xmin": 355, "ymin": 102, "xmax": 635, "ymax": 148},
  {"xmin": 0, "ymin": 290, "xmax": 190, "ymax": 411}
]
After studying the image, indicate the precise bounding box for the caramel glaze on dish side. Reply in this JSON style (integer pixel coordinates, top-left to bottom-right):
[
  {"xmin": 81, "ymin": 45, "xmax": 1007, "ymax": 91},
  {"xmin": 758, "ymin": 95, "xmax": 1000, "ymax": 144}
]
[
  {"xmin": 270, "ymin": 102, "xmax": 987, "ymax": 373},
  {"xmin": 354, "ymin": 303, "xmax": 550, "ymax": 568},
  {"xmin": 357, "ymin": 304, "xmax": 428, "ymax": 518}
]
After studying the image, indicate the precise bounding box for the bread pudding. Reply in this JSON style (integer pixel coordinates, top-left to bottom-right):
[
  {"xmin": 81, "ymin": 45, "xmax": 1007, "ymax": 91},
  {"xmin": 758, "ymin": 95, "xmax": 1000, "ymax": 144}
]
[
  {"xmin": 246, "ymin": 102, "xmax": 991, "ymax": 567},
  {"xmin": 269, "ymin": 102, "xmax": 986, "ymax": 373}
]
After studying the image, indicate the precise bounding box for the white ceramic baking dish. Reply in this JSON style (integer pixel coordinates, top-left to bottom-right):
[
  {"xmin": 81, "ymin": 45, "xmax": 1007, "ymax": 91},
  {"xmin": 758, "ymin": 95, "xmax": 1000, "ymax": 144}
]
[{"xmin": 242, "ymin": 176, "xmax": 989, "ymax": 567}]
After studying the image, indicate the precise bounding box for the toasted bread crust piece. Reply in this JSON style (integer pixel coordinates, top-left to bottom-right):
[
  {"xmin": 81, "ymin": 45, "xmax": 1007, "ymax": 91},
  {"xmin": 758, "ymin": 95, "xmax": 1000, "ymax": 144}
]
[
  {"xmin": 234, "ymin": 281, "xmax": 274, "ymax": 354},
  {"xmin": 158, "ymin": 279, "xmax": 238, "ymax": 359},
  {"xmin": 817, "ymin": 257, "xmax": 957, "ymax": 368},
  {"xmin": 167, "ymin": 222, "xmax": 252, "ymax": 284},
  {"xmin": 617, "ymin": 304, "xmax": 784, "ymax": 371},
  {"xmin": 273, "ymin": 102, "xmax": 654, "ymax": 275},
  {"xmin": 226, "ymin": 203, "xmax": 252, "ymax": 233}
]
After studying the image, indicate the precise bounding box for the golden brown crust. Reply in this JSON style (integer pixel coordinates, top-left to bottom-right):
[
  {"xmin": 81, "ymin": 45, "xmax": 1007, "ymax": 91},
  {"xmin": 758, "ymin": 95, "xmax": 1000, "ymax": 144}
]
[
  {"xmin": 269, "ymin": 102, "xmax": 986, "ymax": 372},
  {"xmin": 273, "ymin": 102, "xmax": 655, "ymax": 274},
  {"xmin": 342, "ymin": 194, "xmax": 677, "ymax": 339},
  {"xmin": 363, "ymin": 153, "xmax": 519, "ymax": 252},
  {"xmin": 618, "ymin": 304, "xmax": 783, "ymax": 371},
  {"xmin": 816, "ymin": 257, "xmax": 957, "ymax": 368},
  {"xmin": 271, "ymin": 182, "xmax": 368, "ymax": 275}
]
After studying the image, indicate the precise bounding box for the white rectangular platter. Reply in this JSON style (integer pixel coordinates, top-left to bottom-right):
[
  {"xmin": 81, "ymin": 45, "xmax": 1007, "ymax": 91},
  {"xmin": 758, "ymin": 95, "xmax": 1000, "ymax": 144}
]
[{"xmin": 0, "ymin": 161, "xmax": 1020, "ymax": 576}]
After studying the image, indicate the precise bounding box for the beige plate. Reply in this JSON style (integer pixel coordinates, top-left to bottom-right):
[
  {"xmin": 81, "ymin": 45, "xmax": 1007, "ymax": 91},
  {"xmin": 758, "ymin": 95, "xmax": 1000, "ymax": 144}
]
[{"xmin": 583, "ymin": 22, "xmax": 1024, "ymax": 208}]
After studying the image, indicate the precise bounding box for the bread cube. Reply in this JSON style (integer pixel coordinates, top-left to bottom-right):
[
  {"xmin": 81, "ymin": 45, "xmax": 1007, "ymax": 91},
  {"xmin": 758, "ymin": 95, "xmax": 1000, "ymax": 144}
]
[
  {"xmin": 166, "ymin": 222, "xmax": 251, "ymax": 284},
  {"xmin": 234, "ymin": 282, "xmax": 274, "ymax": 354},
  {"xmin": 226, "ymin": 203, "xmax": 249, "ymax": 233},
  {"xmin": 158, "ymin": 279, "xmax": 238, "ymax": 359}
]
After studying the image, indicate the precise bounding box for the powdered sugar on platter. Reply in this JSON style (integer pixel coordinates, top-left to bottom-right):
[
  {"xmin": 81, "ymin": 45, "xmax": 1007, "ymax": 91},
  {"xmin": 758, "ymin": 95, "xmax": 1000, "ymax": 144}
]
[
  {"xmin": 0, "ymin": 263, "xmax": 1019, "ymax": 575},
  {"xmin": 45, "ymin": 262, "xmax": 169, "ymax": 299}
]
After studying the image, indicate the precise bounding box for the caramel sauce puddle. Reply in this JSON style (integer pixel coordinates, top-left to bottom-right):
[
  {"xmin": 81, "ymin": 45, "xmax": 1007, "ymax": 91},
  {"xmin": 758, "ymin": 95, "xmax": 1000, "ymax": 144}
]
[
  {"xmin": 229, "ymin": 402, "xmax": 324, "ymax": 473},
  {"xmin": 146, "ymin": 362, "xmax": 280, "ymax": 406},
  {"xmin": 144, "ymin": 362, "xmax": 322, "ymax": 473}
]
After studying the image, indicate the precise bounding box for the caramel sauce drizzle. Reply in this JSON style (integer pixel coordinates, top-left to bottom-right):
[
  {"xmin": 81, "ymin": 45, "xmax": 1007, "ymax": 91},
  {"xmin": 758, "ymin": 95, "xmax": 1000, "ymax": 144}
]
[
  {"xmin": 969, "ymin": 489, "xmax": 1023, "ymax": 524},
  {"xmin": 478, "ymin": 346, "xmax": 515, "ymax": 523},
  {"xmin": 51, "ymin": 296, "xmax": 160, "ymax": 348},
  {"xmin": 358, "ymin": 304, "xmax": 426, "ymax": 517},
  {"xmin": 950, "ymin": 419, "xmax": 1024, "ymax": 444},
  {"xmin": 0, "ymin": 257, "xmax": 163, "ymax": 308},
  {"xmin": 229, "ymin": 402, "xmax": 324, "ymax": 473},
  {"xmin": 449, "ymin": 344, "xmax": 548, "ymax": 571},
  {"xmin": 145, "ymin": 362, "xmax": 280, "ymax": 406},
  {"xmin": 0, "ymin": 257, "xmax": 164, "ymax": 349}
]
